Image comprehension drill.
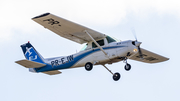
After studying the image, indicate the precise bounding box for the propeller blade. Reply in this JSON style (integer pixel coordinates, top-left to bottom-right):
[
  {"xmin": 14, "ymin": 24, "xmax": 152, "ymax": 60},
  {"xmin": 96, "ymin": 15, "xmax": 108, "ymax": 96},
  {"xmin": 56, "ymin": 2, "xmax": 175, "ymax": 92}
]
[
  {"xmin": 138, "ymin": 46, "xmax": 143, "ymax": 59},
  {"xmin": 131, "ymin": 28, "xmax": 143, "ymax": 59},
  {"xmin": 131, "ymin": 28, "xmax": 137, "ymax": 41}
]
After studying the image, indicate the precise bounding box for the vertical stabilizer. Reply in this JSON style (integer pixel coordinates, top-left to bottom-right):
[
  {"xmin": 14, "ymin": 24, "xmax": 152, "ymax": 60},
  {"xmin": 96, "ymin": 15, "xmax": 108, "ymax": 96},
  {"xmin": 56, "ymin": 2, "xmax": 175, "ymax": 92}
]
[{"xmin": 21, "ymin": 42, "xmax": 45, "ymax": 63}]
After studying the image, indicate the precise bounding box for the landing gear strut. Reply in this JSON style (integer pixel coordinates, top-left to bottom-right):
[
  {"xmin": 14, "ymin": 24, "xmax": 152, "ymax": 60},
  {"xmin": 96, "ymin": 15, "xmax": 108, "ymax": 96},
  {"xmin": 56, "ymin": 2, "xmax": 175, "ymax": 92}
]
[
  {"xmin": 102, "ymin": 65, "xmax": 121, "ymax": 81},
  {"xmin": 123, "ymin": 58, "xmax": 131, "ymax": 71}
]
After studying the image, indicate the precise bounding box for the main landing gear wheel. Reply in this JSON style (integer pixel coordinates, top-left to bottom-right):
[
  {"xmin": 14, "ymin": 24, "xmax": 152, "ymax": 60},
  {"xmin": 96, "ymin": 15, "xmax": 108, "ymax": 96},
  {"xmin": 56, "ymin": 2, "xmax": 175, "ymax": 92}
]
[
  {"xmin": 85, "ymin": 62, "xmax": 93, "ymax": 71},
  {"xmin": 113, "ymin": 72, "xmax": 121, "ymax": 81},
  {"xmin": 102, "ymin": 65, "xmax": 121, "ymax": 81},
  {"xmin": 124, "ymin": 63, "xmax": 131, "ymax": 71}
]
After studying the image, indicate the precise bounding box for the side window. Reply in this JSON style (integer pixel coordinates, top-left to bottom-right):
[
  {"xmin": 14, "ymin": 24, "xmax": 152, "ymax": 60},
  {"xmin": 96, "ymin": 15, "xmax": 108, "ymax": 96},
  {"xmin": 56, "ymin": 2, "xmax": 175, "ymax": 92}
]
[
  {"xmin": 92, "ymin": 39, "xmax": 104, "ymax": 48},
  {"xmin": 80, "ymin": 44, "xmax": 88, "ymax": 51}
]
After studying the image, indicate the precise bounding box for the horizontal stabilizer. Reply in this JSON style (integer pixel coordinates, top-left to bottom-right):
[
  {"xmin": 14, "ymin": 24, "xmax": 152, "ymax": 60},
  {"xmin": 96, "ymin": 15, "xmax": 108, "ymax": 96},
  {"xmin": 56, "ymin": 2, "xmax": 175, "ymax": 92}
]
[
  {"xmin": 129, "ymin": 48, "xmax": 169, "ymax": 63},
  {"xmin": 43, "ymin": 70, "xmax": 62, "ymax": 75},
  {"xmin": 15, "ymin": 59, "xmax": 46, "ymax": 68}
]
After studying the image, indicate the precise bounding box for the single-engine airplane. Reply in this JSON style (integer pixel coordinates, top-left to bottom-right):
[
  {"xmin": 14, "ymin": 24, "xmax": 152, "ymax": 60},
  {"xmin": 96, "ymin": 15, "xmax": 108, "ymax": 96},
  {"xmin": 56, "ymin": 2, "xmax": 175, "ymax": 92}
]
[{"xmin": 16, "ymin": 13, "xmax": 169, "ymax": 81}]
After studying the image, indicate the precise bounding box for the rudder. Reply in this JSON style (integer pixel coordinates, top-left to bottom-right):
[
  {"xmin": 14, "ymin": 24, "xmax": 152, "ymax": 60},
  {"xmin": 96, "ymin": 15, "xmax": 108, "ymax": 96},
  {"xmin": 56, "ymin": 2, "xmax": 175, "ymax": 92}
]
[{"xmin": 21, "ymin": 42, "xmax": 45, "ymax": 63}]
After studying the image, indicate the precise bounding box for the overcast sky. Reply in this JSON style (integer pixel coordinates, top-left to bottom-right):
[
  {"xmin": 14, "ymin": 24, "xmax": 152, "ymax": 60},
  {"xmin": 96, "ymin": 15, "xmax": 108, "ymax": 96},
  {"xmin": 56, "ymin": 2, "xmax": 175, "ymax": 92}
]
[{"xmin": 0, "ymin": 0, "xmax": 180, "ymax": 101}]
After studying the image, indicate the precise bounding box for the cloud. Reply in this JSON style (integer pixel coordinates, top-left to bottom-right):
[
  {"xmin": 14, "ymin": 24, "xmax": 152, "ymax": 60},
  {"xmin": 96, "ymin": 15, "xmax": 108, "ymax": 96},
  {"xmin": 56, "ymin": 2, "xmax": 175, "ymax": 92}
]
[{"xmin": 0, "ymin": 0, "xmax": 180, "ymax": 42}]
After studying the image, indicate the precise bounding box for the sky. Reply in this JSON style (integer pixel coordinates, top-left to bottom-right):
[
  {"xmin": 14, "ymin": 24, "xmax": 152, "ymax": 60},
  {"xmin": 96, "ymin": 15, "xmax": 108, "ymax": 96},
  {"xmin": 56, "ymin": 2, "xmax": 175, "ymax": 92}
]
[{"xmin": 0, "ymin": 0, "xmax": 180, "ymax": 101}]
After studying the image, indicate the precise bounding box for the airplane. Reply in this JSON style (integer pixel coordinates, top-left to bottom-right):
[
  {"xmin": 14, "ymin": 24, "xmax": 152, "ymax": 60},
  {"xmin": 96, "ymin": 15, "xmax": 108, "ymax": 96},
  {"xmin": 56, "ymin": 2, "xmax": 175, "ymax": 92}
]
[{"xmin": 15, "ymin": 13, "xmax": 169, "ymax": 81}]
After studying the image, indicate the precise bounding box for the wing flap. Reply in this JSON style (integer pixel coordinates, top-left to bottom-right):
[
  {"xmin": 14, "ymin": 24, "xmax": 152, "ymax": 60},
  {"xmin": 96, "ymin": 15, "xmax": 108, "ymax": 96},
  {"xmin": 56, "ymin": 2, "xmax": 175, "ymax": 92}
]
[
  {"xmin": 129, "ymin": 48, "xmax": 169, "ymax": 63},
  {"xmin": 43, "ymin": 70, "xmax": 62, "ymax": 75},
  {"xmin": 32, "ymin": 13, "xmax": 106, "ymax": 44},
  {"xmin": 15, "ymin": 59, "xmax": 46, "ymax": 68}
]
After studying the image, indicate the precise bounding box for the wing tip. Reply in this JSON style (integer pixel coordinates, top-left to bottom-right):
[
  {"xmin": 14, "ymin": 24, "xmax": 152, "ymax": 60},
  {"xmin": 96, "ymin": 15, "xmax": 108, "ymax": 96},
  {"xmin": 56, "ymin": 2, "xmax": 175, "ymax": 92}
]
[
  {"xmin": 32, "ymin": 13, "xmax": 50, "ymax": 19},
  {"xmin": 166, "ymin": 57, "xmax": 170, "ymax": 61}
]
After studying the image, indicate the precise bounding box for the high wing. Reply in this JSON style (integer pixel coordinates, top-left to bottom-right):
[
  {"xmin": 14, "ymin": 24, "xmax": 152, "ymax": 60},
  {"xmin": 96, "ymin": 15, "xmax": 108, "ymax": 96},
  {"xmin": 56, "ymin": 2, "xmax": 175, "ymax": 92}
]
[
  {"xmin": 129, "ymin": 48, "xmax": 169, "ymax": 63},
  {"xmin": 32, "ymin": 13, "xmax": 106, "ymax": 44},
  {"xmin": 15, "ymin": 59, "xmax": 46, "ymax": 68}
]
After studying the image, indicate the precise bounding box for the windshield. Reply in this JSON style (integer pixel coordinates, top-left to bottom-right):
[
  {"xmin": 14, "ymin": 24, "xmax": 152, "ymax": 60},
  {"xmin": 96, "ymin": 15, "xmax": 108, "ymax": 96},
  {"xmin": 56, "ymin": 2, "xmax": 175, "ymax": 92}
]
[
  {"xmin": 106, "ymin": 36, "xmax": 117, "ymax": 43},
  {"xmin": 80, "ymin": 44, "xmax": 88, "ymax": 51}
]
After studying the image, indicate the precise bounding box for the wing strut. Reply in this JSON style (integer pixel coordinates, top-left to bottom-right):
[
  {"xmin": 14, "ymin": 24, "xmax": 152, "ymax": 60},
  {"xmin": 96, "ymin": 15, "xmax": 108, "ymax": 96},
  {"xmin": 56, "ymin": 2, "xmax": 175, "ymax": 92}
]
[{"xmin": 84, "ymin": 30, "xmax": 107, "ymax": 55}]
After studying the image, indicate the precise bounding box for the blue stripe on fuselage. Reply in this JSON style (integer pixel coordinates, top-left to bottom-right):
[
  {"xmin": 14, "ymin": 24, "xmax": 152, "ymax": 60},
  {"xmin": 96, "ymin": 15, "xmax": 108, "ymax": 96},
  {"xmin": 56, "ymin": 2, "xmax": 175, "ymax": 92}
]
[{"xmin": 35, "ymin": 46, "xmax": 125, "ymax": 72}]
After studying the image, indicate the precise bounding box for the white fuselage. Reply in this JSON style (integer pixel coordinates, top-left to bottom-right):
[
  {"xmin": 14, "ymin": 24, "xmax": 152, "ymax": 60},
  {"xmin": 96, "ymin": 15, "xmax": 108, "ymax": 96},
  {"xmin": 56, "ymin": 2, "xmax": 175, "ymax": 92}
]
[{"xmin": 43, "ymin": 40, "xmax": 138, "ymax": 71}]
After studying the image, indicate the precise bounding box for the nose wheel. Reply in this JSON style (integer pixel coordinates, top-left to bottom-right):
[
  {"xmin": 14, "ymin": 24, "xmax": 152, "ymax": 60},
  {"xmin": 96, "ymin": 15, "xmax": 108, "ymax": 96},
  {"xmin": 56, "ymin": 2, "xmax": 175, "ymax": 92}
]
[
  {"xmin": 123, "ymin": 58, "xmax": 131, "ymax": 71},
  {"xmin": 125, "ymin": 63, "xmax": 131, "ymax": 71}
]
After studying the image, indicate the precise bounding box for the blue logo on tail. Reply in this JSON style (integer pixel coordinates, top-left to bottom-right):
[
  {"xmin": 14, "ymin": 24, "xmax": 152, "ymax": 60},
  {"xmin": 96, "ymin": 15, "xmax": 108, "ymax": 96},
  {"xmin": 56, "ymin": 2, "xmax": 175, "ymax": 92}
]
[{"xmin": 21, "ymin": 42, "xmax": 44, "ymax": 63}]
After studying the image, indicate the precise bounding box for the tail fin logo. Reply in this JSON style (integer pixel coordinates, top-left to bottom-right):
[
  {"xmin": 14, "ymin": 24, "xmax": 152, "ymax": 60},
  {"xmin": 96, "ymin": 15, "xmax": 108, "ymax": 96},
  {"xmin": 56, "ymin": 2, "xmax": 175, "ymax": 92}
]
[
  {"xmin": 21, "ymin": 42, "xmax": 44, "ymax": 63},
  {"xmin": 25, "ymin": 47, "xmax": 37, "ymax": 61},
  {"xmin": 26, "ymin": 47, "xmax": 32, "ymax": 56}
]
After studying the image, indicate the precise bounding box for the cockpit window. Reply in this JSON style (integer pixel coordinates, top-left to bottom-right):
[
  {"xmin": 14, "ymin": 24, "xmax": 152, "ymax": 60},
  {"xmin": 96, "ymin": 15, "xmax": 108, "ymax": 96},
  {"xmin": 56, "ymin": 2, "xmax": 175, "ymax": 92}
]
[
  {"xmin": 92, "ymin": 39, "xmax": 104, "ymax": 48},
  {"xmin": 106, "ymin": 36, "xmax": 116, "ymax": 43}
]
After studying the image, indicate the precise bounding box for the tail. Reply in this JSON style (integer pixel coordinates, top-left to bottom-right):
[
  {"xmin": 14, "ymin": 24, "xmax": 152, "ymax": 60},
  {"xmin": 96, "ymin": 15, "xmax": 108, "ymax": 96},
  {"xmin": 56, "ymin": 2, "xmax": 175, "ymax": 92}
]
[{"xmin": 21, "ymin": 42, "xmax": 45, "ymax": 63}]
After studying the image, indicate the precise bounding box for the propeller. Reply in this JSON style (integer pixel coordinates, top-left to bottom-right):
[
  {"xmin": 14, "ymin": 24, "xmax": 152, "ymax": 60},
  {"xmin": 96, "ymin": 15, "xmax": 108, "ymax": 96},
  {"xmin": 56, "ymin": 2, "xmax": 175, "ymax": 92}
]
[{"xmin": 131, "ymin": 28, "xmax": 143, "ymax": 59}]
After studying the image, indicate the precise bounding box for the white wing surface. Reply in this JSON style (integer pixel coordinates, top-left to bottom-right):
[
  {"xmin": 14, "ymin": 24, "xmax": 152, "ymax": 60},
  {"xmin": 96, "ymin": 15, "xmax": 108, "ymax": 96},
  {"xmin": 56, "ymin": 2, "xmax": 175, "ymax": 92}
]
[
  {"xmin": 32, "ymin": 13, "xmax": 106, "ymax": 44},
  {"xmin": 129, "ymin": 48, "xmax": 169, "ymax": 63}
]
